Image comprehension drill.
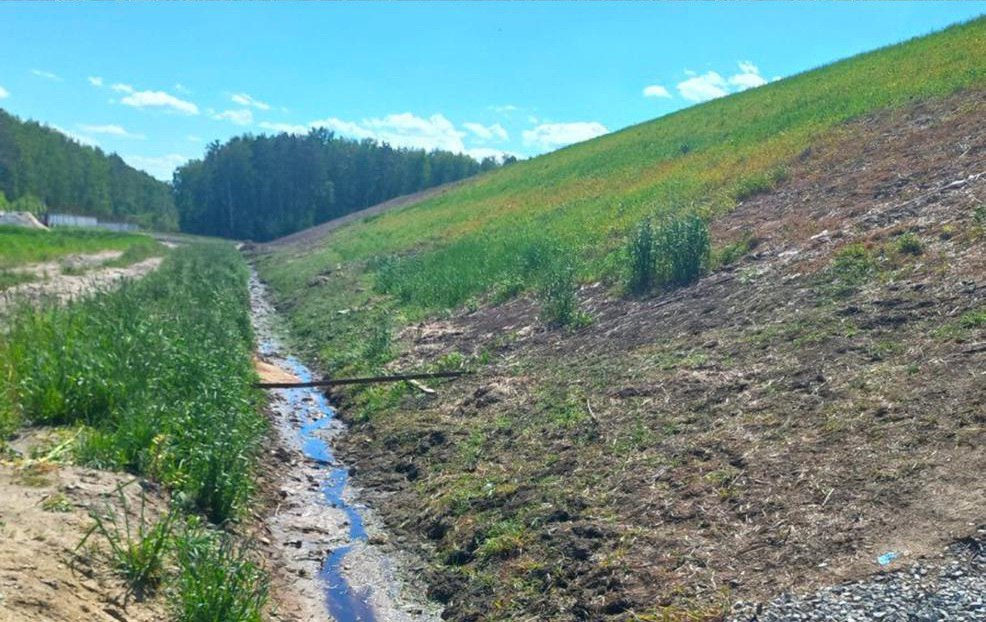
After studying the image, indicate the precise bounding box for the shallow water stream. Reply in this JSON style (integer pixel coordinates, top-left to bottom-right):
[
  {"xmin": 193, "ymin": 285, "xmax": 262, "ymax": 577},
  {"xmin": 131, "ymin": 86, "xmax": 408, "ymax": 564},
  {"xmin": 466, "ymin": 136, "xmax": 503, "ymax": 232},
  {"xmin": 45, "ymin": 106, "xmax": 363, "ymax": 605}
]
[{"xmin": 249, "ymin": 271, "xmax": 438, "ymax": 622}]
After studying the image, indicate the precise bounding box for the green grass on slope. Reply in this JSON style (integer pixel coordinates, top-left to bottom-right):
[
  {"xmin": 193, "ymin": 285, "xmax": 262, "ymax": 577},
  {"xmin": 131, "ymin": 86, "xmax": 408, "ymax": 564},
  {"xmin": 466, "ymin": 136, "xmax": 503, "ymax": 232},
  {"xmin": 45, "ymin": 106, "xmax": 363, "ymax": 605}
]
[
  {"xmin": 0, "ymin": 225, "xmax": 161, "ymax": 268},
  {"xmin": 264, "ymin": 17, "xmax": 984, "ymax": 324}
]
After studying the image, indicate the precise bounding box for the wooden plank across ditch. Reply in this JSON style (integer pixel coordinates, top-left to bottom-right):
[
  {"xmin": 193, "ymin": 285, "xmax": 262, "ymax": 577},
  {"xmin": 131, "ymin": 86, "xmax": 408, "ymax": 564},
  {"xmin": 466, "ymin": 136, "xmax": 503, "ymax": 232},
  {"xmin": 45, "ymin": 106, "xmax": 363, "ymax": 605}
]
[{"xmin": 254, "ymin": 370, "xmax": 472, "ymax": 389}]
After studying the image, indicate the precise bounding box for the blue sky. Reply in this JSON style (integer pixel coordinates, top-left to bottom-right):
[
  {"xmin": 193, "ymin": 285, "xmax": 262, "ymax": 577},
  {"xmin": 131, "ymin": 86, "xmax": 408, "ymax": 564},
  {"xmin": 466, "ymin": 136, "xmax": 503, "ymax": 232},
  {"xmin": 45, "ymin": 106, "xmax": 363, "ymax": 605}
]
[{"xmin": 1, "ymin": 2, "xmax": 983, "ymax": 181}]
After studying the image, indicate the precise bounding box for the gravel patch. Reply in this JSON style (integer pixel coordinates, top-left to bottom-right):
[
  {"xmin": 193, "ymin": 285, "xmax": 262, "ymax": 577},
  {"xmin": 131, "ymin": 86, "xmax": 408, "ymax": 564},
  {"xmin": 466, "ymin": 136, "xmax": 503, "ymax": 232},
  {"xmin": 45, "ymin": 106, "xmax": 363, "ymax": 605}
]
[{"xmin": 731, "ymin": 530, "xmax": 986, "ymax": 621}]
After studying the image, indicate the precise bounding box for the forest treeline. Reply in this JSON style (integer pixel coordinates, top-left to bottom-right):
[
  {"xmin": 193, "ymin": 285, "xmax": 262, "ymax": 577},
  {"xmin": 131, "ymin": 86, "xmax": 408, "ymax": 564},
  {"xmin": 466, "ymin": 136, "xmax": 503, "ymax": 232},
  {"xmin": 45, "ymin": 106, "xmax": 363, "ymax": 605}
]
[
  {"xmin": 173, "ymin": 129, "xmax": 509, "ymax": 241},
  {"xmin": 0, "ymin": 109, "xmax": 178, "ymax": 229}
]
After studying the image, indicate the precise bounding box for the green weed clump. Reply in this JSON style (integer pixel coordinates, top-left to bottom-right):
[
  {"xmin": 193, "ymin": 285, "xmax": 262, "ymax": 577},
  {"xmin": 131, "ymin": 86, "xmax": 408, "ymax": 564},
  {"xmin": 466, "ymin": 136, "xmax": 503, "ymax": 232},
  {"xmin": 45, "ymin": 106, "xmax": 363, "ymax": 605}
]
[
  {"xmin": 173, "ymin": 525, "xmax": 270, "ymax": 622},
  {"xmin": 0, "ymin": 243, "xmax": 263, "ymax": 524},
  {"xmin": 78, "ymin": 485, "xmax": 178, "ymax": 596},
  {"xmin": 624, "ymin": 212, "xmax": 710, "ymax": 296},
  {"xmin": 894, "ymin": 232, "xmax": 924, "ymax": 256}
]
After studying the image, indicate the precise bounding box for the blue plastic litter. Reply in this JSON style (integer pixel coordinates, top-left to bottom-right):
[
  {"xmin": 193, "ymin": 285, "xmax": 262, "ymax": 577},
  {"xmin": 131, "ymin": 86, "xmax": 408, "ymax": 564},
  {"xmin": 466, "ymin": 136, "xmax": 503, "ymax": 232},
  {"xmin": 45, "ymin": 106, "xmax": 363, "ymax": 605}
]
[{"xmin": 877, "ymin": 551, "xmax": 899, "ymax": 565}]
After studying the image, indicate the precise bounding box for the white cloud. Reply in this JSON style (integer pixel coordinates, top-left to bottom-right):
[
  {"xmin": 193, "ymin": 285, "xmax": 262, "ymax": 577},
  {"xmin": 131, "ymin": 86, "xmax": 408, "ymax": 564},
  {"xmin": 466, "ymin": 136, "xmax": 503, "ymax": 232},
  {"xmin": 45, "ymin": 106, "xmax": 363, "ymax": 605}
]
[
  {"xmin": 0, "ymin": 86, "xmax": 8, "ymax": 99},
  {"xmin": 489, "ymin": 104, "xmax": 518, "ymax": 114},
  {"xmin": 462, "ymin": 122, "xmax": 508, "ymax": 142},
  {"xmin": 231, "ymin": 92, "xmax": 270, "ymax": 110},
  {"xmin": 673, "ymin": 61, "xmax": 769, "ymax": 104},
  {"xmin": 728, "ymin": 60, "xmax": 767, "ymax": 91},
  {"xmin": 31, "ymin": 69, "xmax": 62, "ymax": 81},
  {"xmin": 174, "ymin": 83, "xmax": 191, "ymax": 94},
  {"xmin": 78, "ymin": 124, "xmax": 145, "ymax": 139},
  {"xmin": 122, "ymin": 154, "xmax": 190, "ymax": 181},
  {"xmin": 49, "ymin": 125, "xmax": 98, "ymax": 147},
  {"xmin": 522, "ymin": 121, "xmax": 608, "ymax": 151},
  {"xmin": 116, "ymin": 84, "xmax": 199, "ymax": 115},
  {"xmin": 258, "ymin": 121, "xmax": 308, "ymax": 135},
  {"xmin": 676, "ymin": 71, "xmax": 729, "ymax": 102},
  {"xmin": 465, "ymin": 147, "xmax": 519, "ymax": 163},
  {"xmin": 643, "ymin": 84, "xmax": 672, "ymax": 99},
  {"xmin": 311, "ymin": 112, "xmax": 467, "ymax": 153},
  {"xmin": 212, "ymin": 109, "xmax": 254, "ymax": 126},
  {"xmin": 88, "ymin": 76, "xmax": 104, "ymax": 87}
]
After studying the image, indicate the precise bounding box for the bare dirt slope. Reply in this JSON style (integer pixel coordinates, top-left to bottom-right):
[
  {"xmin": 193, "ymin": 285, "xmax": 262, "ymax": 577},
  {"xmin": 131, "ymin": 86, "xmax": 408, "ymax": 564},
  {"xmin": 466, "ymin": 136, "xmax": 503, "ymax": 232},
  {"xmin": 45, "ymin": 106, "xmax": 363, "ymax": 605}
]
[{"xmin": 326, "ymin": 91, "xmax": 985, "ymax": 619}]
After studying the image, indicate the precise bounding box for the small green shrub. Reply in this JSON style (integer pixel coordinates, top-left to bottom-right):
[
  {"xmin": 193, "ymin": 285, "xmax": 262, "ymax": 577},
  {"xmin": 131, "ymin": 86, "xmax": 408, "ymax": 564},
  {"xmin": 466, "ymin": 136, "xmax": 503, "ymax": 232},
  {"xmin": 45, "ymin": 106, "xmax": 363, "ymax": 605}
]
[{"xmin": 894, "ymin": 232, "xmax": 924, "ymax": 255}]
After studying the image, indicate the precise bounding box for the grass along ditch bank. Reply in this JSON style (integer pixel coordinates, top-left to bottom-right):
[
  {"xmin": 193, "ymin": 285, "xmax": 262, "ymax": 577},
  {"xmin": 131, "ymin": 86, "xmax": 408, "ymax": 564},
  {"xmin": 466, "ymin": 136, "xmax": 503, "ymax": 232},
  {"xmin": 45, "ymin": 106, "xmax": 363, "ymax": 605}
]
[{"xmin": 0, "ymin": 243, "xmax": 270, "ymax": 621}]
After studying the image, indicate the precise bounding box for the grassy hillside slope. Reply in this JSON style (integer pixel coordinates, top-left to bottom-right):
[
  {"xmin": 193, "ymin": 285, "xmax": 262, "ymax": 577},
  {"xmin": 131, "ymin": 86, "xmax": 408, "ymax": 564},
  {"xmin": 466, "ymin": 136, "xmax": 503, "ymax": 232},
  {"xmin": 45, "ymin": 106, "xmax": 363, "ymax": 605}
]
[
  {"xmin": 256, "ymin": 19, "xmax": 985, "ymax": 621},
  {"xmin": 262, "ymin": 18, "xmax": 983, "ymax": 323}
]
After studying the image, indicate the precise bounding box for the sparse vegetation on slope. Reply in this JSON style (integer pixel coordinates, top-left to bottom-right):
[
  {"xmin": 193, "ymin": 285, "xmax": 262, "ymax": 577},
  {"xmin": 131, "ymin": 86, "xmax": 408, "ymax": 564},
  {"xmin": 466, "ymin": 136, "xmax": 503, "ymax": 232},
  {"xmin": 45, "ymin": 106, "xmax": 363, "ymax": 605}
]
[{"xmin": 255, "ymin": 19, "xmax": 986, "ymax": 622}]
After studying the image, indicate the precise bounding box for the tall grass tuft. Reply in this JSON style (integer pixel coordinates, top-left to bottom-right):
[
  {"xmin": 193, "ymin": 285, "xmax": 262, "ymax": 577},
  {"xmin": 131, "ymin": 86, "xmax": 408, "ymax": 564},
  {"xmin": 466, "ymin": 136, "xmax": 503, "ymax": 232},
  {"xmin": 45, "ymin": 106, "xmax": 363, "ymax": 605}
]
[
  {"xmin": 173, "ymin": 525, "xmax": 270, "ymax": 622},
  {"xmin": 624, "ymin": 212, "xmax": 710, "ymax": 296},
  {"xmin": 626, "ymin": 218, "xmax": 658, "ymax": 295},
  {"xmin": 77, "ymin": 484, "xmax": 178, "ymax": 597}
]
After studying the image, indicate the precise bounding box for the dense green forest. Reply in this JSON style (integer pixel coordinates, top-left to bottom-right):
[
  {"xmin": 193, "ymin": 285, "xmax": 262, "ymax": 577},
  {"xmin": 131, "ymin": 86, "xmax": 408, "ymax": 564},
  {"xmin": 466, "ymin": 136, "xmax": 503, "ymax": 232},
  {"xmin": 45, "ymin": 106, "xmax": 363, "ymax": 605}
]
[
  {"xmin": 173, "ymin": 129, "xmax": 508, "ymax": 242},
  {"xmin": 0, "ymin": 108, "xmax": 177, "ymax": 230}
]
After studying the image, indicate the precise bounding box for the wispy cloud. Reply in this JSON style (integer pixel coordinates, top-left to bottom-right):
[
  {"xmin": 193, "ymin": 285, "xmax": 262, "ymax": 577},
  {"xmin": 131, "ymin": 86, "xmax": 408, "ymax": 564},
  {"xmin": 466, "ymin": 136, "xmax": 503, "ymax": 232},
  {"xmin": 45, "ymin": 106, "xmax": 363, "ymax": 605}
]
[
  {"xmin": 522, "ymin": 121, "xmax": 608, "ymax": 151},
  {"xmin": 463, "ymin": 122, "xmax": 508, "ymax": 142},
  {"xmin": 642, "ymin": 84, "xmax": 672, "ymax": 99},
  {"xmin": 489, "ymin": 104, "xmax": 519, "ymax": 114},
  {"xmin": 88, "ymin": 76, "xmax": 104, "ymax": 87},
  {"xmin": 122, "ymin": 154, "xmax": 190, "ymax": 181},
  {"xmin": 231, "ymin": 92, "xmax": 270, "ymax": 110},
  {"xmin": 464, "ymin": 147, "xmax": 519, "ymax": 163},
  {"xmin": 258, "ymin": 121, "xmax": 308, "ymax": 135},
  {"xmin": 174, "ymin": 83, "xmax": 192, "ymax": 94},
  {"xmin": 50, "ymin": 124, "xmax": 98, "ymax": 147},
  {"xmin": 212, "ymin": 109, "xmax": 254, "ymax": 126},
  {"xmin": 112, "ymin": 83, "xmax": 199, "ymax": 115},
  {"xmin": 31, "ymin": 69, "xmax": 62, "ymax": 81},
  {"xmin": 311, "ymin": 112, "xmax": 467, "ymax": 153},
  {"xmin": 0, "ymin": 86, "xmax": 9, "ymax": 99},
  {"xmin": 728, "ymin": 61, "xmax": 767, "ymax": 90},
  {"xmin": 78, "ymin": 124, "xmax": 145, "ymax": 140}
]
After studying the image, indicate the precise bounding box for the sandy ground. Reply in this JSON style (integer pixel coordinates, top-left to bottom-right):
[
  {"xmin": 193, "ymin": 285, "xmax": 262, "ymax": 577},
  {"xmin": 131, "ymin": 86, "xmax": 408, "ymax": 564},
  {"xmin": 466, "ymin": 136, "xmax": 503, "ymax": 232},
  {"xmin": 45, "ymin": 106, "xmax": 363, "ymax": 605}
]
[{"xmin": 0, "ymin": 457, "xmax": 170, "ymax": 622}]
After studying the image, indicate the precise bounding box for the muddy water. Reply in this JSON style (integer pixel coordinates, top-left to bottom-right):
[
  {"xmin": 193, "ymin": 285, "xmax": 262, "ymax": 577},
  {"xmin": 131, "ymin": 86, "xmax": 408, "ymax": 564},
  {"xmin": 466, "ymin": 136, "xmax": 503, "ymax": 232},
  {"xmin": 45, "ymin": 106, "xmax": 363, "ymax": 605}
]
[{"xmin": 249, "ymin": 271, "xmax": 439, "ymax": 622}]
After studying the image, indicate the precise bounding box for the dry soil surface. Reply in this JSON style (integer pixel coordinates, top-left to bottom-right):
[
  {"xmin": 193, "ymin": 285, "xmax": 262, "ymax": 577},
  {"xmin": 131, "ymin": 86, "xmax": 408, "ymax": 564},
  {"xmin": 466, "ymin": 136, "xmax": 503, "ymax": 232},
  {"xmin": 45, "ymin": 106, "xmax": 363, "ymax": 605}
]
[{"xmin": 0, "ymin": 456, "xmax": 170, "ymax": 622}]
